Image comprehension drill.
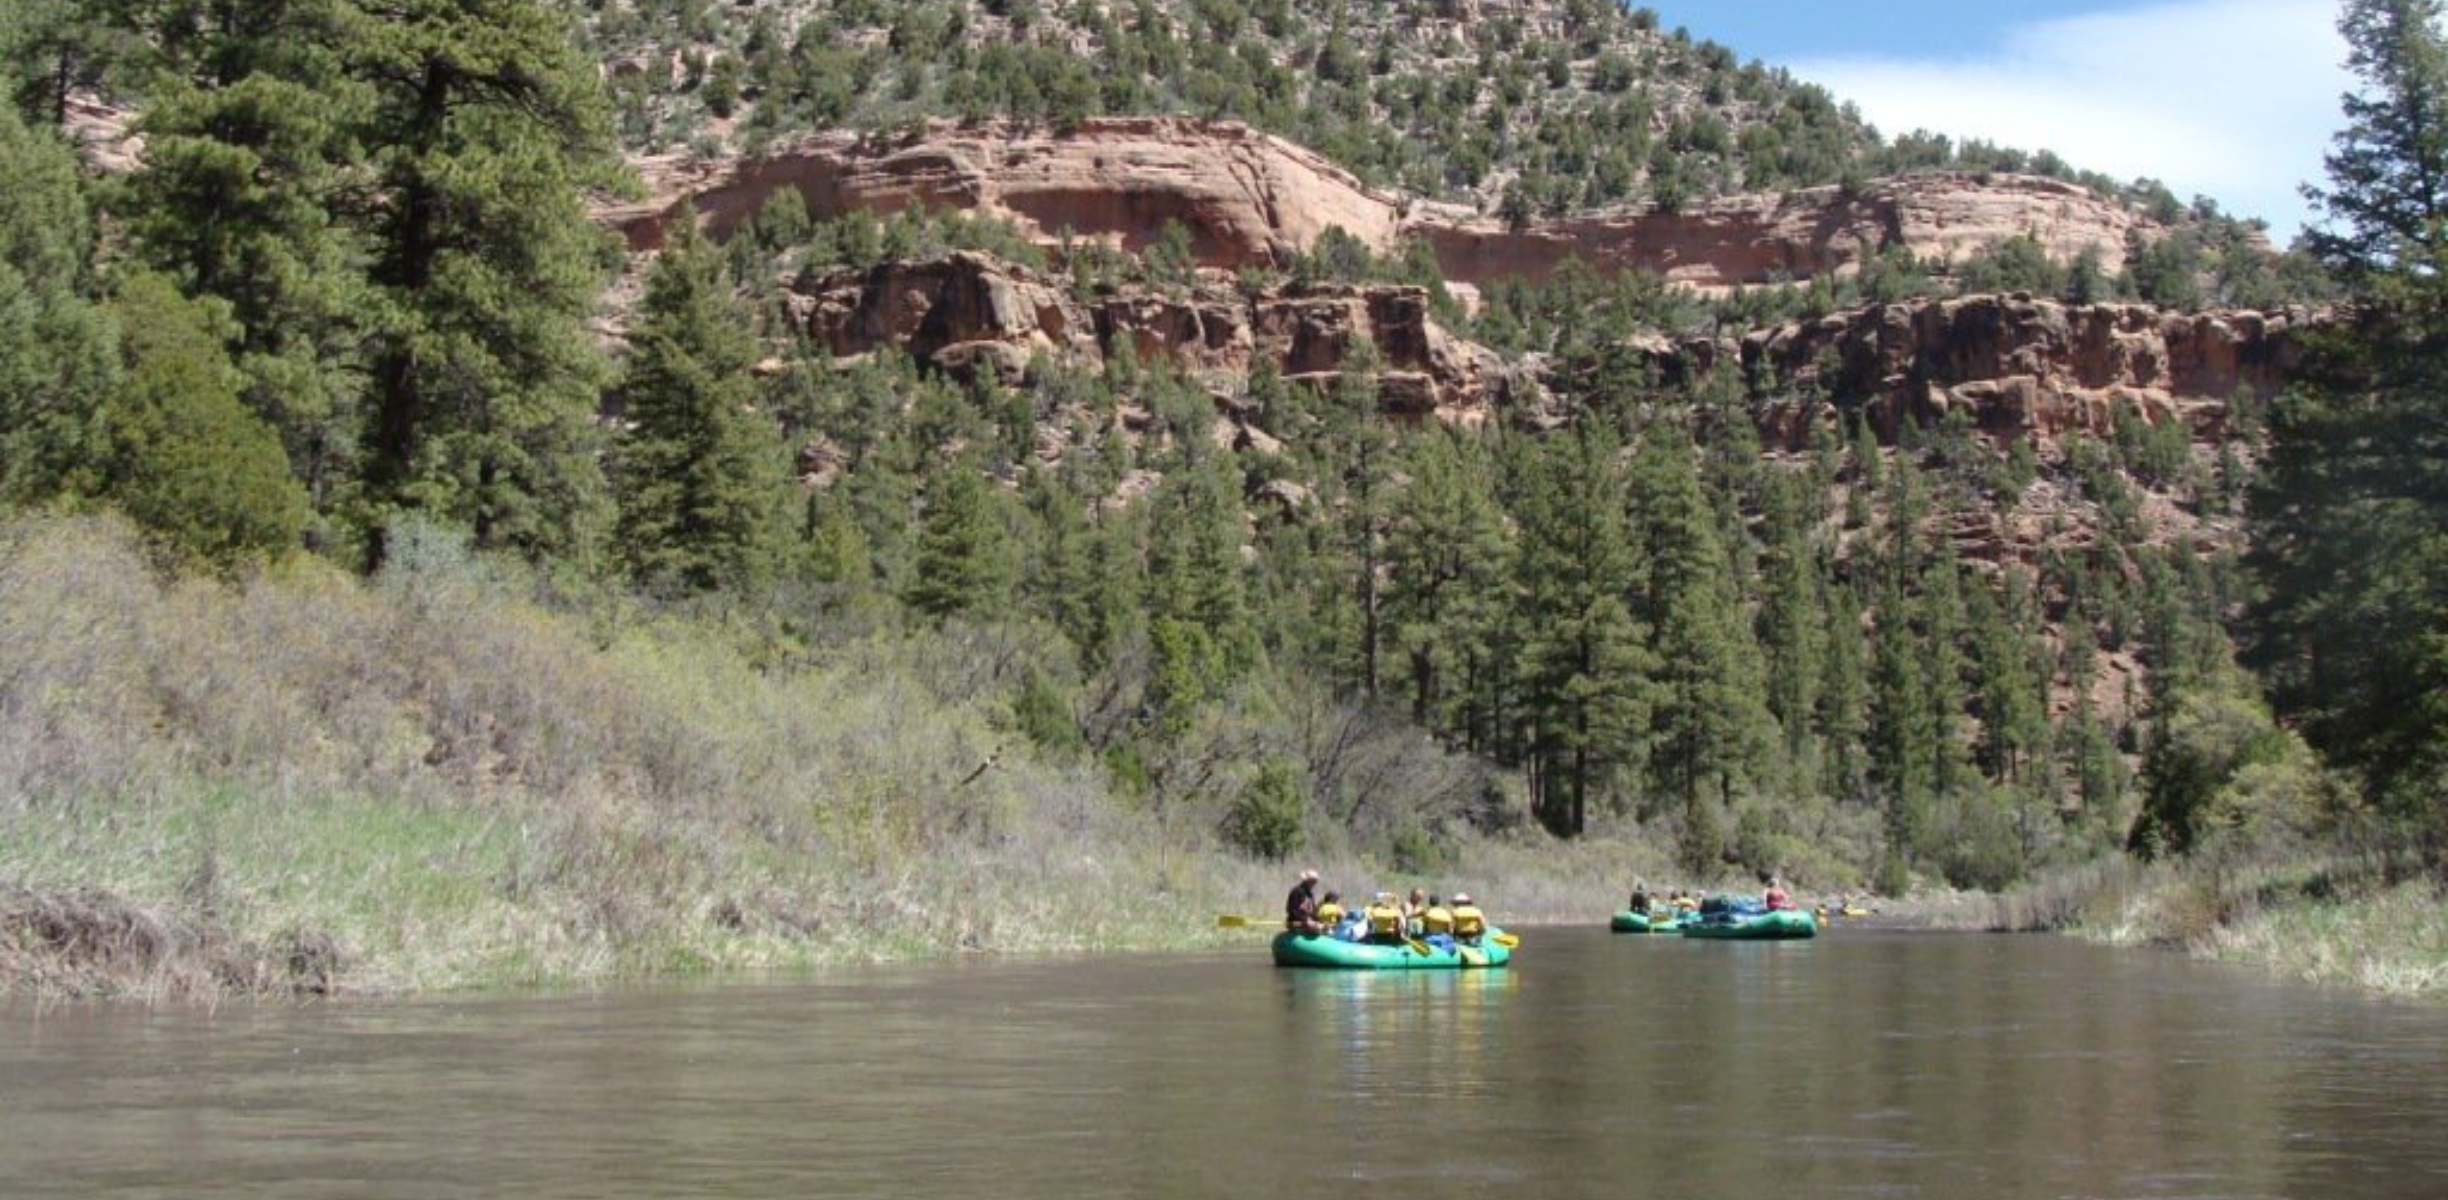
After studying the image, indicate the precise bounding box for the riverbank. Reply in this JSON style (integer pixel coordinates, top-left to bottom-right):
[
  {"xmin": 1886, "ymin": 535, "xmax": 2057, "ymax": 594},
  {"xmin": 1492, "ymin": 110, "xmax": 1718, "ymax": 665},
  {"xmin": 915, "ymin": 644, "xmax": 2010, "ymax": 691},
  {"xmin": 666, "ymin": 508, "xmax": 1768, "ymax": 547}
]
[
  {"xmin": 2082, "ymin": 860, "xmax": 2448, "ymax": 1001},
  {"xmin": 0, "ymin": 516, "xmax": 1677, "ymax": 1001},
  {"xmin": 10, "ymin": 515, "xmax": 2434, "ymax": 1005},
  {"xmin": 0, "ymin": 782, "xmax": 1667, "ymax": 1002},
  {"xmin": 1925, "ymin": 856, "xmax": 2448, "ymax": 1002}
]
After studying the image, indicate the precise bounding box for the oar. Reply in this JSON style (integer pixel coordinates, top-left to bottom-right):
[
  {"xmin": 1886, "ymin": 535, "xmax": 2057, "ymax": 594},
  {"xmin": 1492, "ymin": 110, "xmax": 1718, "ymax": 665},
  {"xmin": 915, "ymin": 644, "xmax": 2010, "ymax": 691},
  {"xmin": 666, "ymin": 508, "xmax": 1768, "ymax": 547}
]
[
  {"xmin": 1492, "ymin": 932, "xmax": 1520, "ymax": 948},
  {"xmin": 1217, "ymin": 914, "xmax": 1280, "ymax": 929}
]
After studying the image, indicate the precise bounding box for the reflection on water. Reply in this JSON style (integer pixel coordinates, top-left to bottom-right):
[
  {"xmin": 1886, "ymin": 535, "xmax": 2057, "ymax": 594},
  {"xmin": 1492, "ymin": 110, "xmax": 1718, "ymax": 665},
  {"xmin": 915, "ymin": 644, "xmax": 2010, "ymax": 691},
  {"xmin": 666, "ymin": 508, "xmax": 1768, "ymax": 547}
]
[
  {"xmin": 1285, "ymin": 966, "xmax": 1520, "ymax": 1106},
  {"xmin": 3, "ymin": 931, "xmax": 2446, "ymax": 1199}
]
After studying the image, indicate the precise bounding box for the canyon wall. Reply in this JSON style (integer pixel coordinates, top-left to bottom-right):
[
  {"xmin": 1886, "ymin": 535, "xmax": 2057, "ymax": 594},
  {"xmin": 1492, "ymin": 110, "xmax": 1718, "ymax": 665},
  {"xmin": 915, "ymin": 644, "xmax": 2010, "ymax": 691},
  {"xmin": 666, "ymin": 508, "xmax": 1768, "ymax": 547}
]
[{"xmin": 609, "ymin": 118, "xmax": 2157, "ymax": 289}]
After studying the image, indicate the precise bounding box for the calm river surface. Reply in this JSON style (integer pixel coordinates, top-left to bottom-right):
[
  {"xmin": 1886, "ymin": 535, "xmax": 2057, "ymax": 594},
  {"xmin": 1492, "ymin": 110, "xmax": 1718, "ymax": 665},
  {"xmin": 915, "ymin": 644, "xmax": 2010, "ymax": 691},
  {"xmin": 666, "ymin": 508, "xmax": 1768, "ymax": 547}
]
[{"xmin": 4, "ymin": 928, "xmax": 2446, "ymax": 1199}]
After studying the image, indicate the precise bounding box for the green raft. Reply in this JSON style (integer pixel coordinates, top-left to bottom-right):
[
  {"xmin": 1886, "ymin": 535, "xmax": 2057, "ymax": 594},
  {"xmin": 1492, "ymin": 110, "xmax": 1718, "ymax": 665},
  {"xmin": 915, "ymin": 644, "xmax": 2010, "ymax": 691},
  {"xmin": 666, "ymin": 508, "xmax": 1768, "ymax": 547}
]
[
  {"xmin": 1680, "ymin": 909, "xmax": 1818, "ymax": 940},
  {"xmin": 1272, "ymin": 931, "xmax": 1513, "ymax": 969},
  {"xmin": 1609, "ymin": 910, "xmax": 1683, "ymax": 933}
]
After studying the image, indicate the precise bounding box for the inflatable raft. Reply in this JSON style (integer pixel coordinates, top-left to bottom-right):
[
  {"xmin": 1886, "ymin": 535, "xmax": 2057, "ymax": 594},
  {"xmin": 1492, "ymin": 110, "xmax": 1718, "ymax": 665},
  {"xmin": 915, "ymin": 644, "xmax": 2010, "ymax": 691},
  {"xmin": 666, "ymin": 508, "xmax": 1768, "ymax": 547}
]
[
  {"xmin": 1271, "ymin": 930, "xmax": 1513, "ymax": 969},
  {"xmin": 1680, "ymin": 909, "xmax": 1818, "ymax": 940},
  {"xmin": 1610, "ymin": 910, "xmax": 1686, "ymax": 933}
]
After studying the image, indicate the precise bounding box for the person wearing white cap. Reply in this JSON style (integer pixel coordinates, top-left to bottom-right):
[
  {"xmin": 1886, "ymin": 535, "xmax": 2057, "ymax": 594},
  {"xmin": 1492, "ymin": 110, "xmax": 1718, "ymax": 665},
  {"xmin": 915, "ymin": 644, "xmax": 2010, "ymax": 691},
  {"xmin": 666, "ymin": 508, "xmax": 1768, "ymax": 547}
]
[
  {"xmin": 1284, "ymin": 868, "xmax": 1323, "ymax": 933},
  {"xmin": 1449, "ymin": 892, "xmax": 1486, "ymax": 944}
]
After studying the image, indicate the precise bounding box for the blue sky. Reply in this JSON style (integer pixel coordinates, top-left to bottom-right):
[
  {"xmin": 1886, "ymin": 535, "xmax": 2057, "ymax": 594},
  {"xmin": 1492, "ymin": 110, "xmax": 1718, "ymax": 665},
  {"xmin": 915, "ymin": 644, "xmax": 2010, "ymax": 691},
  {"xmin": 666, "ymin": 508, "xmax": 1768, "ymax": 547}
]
[{"xmin": 1644, "ymin": 0, "xmax": 2352, "ymax": 243}]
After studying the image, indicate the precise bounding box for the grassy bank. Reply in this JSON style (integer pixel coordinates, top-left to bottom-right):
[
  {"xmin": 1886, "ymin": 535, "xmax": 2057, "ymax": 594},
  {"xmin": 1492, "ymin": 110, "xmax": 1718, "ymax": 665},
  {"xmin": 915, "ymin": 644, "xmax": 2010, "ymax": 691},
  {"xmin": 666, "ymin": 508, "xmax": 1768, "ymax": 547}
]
[
  {"xmin": 2082, "ymin": 857, "xmax": 2448, "ymax": 1001},
  {"xmin": 0, "ymin": 516, "xmax": 1662, "ymax": 1001},
  {"xmin": 1962, "ymin": 854, "xmax": 2448, "ymax": 1002}
]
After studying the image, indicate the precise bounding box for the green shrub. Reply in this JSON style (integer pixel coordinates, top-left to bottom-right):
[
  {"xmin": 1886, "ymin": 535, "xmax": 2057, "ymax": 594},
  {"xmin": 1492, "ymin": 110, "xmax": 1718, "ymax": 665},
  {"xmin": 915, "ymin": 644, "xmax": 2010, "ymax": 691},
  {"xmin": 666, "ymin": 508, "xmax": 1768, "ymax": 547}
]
[{"xmin": 1223, "ymin": 757, "xmax": 1307, "ymax": 861}]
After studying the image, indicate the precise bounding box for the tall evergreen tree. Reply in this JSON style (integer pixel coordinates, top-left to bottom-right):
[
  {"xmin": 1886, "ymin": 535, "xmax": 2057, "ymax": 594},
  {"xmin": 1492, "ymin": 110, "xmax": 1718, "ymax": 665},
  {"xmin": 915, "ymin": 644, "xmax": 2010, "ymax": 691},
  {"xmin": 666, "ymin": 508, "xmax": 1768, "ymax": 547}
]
[
  {"xmin": 2, "ymin": 0, "xmax": 145, "ymax": 127},
  {"xmin": 1384, "ymin": 428, "xmax": 1511, "ymax": 732},
  {"xmin": 1513, "ymin": 424, "xmax": 1650, "ymax": 837},
  {"xmin": 0, "ymin": 107, "xmax": 117, "ymax": 504},
  {"xmin": 1756, "ymin": 471, "xmax": 1828, "ymax": 785},
  {"xmin": 1970, "ymin": 571, "xmax": 2049, "ymax": 785},
  {"xmin": 1628, "ymin": 427, "xmax": 1771, "ymax": 857},
  {"xmin": 120, "ymin": 4, "xmax": 372, "ymax": 541},
  {"xmin": 1141, "ymin": 460, "xmax": 1253, "ymax": 730},
  {"xmin": 2302, "ymin": 0, "xmax": 2448, "ymax": 285},
  {"xmin": 2251, "ymin": 0, "xmax": 2448, "ymax": 848},
  {"xmin": 613, "ymin": 214, "xmax": 788, "ymax": 595},
  {"xmin": 903, "ymin": 465, "xmax": 1017, "ymax": 623},
  {"xmin": 356, "ymin": 0, "xmax": 626, "ymax": 562},
  {"xmin": 1819, "ymin": 571, "xmax": 1874, "ymax": 805}
]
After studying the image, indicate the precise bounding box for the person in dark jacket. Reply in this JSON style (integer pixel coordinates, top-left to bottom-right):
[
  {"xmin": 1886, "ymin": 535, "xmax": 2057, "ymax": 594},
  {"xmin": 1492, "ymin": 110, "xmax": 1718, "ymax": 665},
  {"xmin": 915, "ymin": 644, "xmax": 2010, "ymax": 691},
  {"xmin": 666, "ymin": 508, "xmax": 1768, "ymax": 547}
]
[{"xmin": 1285, "ymin": 869, "xmax": 1323, "ymax": 933}]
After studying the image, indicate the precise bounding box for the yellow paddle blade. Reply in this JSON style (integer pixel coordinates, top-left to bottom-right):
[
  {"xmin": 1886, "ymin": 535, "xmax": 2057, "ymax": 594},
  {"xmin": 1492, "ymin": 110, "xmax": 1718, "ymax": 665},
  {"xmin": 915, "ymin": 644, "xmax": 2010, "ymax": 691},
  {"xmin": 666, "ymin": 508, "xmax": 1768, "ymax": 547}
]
[
  {"xmin": 1491, "ymin": 932, "xmax": 1521, "ymax": 948},
  {"xmin": 1217, "ymin": 914, "xmax": 1264, "ymax": 928}
]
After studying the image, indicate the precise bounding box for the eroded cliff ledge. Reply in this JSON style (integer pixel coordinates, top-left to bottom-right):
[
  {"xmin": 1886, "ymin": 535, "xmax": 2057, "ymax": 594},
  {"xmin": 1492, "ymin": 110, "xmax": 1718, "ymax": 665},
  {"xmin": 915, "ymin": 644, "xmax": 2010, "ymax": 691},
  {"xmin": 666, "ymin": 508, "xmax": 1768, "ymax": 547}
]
[
  {"xmin": 786, "ymin": 250, "xmax": 2307, "ymax": 459},
  {"xmin": 607, "ymin": 117, "xmax": 2157, "ymax": 288}
]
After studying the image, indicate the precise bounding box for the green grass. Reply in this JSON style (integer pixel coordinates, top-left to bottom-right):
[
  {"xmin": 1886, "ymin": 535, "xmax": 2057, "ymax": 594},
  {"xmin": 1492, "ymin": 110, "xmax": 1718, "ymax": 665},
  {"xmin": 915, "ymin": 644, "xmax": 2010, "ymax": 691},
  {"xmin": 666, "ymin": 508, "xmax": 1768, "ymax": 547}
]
[{"xmin": 2207, "ymin": 882, "xmax": 2448, "ymax": 999}]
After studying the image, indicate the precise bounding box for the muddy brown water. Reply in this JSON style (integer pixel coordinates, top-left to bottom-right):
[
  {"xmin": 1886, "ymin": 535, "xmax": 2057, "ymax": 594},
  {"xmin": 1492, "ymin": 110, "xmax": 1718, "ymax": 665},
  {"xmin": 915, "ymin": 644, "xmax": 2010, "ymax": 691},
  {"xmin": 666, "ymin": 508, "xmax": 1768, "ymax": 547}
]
[{"xmin": 3, "ymin": 928, "xmax": 2446, "ymax": 1199}]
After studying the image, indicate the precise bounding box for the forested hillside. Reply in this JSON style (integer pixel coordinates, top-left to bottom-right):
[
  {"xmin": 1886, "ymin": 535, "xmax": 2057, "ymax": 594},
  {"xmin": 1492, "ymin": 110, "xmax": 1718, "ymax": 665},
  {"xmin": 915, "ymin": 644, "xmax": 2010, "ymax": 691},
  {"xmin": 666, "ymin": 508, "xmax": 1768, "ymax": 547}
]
[{"xmin": 1, "ymin": 0, "xmax": 2439, "ymax": 997}]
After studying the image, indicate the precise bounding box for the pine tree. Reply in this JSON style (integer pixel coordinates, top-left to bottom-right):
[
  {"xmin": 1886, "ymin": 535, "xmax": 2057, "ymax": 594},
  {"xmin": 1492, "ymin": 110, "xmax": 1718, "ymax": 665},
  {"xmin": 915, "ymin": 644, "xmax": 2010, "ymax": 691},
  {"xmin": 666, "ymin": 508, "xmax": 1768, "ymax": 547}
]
[
  {"xmin": 2251, "ymin": 0, "xmax": 2448, "ymax": 846},
  {"xmin": 2, "ymin": 0, "xmax": 144, "ymax": 127},
  {"xmin": 1384, "ymin": 428, "xmax": 1512, "ymax": 733},
  {"xmin": 2302, "ymin": 0, "xmax": 2448, "ymax": 285},
  {"xmin": 903, "ymin": 466, "xmax": 1017, "ymax": 623},
  {"xmin": 1756, "ymin": 471, "xmax": 1827, "ymax": 785},
  {"xmin": 1141, "ymin": 460, "xmax": 1252, "ymax": 730},
  {"xmin": 357, "ymin": 0, "xmax": 626, "ymax": 562},
  {"xmin": 1971, "ymin": 572, "xmax": 2049, "ymax": 785},
  {"xmin": 1920, "ymin": 548, "xmax": 1976, "ymax": 803},
  {"xmin": 1819, "ymin": 571, "xmax": 1874, "ymax": 805},
  {"xmin": 1628, "ymin": 428, "xmax": 1771, "ymax": 854},
  {"xmin": 1512, "ymin": 424, "xmax": 1650, "ymax": 837},
  {"xmin": 120, "ymin": 4, "xmax": 372, "ymax": 543},
  {"xmin": 613, "ymin": 215, "xmax": 789, "ymax": 595},
  {"xmin": 0, "ymin": 106, "xmax": 117, "ymax": 503},
  {"xmin": 95, "ymin": 273, "xmax": 307, "ymax": 566}
]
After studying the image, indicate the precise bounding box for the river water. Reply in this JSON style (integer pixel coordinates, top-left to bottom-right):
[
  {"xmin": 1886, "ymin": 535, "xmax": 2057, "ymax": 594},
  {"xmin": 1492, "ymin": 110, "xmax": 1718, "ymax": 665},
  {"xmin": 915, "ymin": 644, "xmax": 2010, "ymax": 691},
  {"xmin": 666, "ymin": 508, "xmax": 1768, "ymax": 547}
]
[{"xmin": 3, "ymin": 927, "xmax": 2445, "ymax": 1199}]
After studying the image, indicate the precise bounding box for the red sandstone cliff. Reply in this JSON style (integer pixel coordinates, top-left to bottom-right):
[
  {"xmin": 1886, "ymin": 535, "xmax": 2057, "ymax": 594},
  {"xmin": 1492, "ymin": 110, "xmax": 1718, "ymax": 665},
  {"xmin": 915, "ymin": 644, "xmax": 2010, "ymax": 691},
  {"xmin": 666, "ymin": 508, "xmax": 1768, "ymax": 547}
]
[
  {"xmin": 608, "ymin": 118, "xmax": 2160, "ymax": 290},
  {"xmin": 1639, "ymin": 296, "xmax": 2310, "ymax": 450},
  {"xmin": 785, "ymin": 251, "xmax": 1511, "ymax": 425}
]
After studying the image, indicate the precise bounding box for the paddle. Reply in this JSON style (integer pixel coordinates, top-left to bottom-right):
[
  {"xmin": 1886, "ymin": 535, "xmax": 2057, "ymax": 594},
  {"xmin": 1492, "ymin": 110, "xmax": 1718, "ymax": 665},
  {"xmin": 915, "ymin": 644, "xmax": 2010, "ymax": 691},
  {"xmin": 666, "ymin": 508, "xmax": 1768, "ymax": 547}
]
[
  {"xmin": 1216, "ymin": 914, "xmax": 1281, "ymax": 929},
  {"xmin": 1492, "ymin": 932, "xmax": 1520, "ymax": 948}
]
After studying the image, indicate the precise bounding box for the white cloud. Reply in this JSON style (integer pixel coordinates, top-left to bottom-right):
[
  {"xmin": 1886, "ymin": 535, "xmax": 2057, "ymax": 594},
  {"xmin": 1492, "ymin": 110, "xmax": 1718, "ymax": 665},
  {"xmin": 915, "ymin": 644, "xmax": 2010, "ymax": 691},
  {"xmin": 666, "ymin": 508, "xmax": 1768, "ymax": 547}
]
[{"xmin": 1792, "ymin": 0, "xmax": 2351, "ymax": 242}]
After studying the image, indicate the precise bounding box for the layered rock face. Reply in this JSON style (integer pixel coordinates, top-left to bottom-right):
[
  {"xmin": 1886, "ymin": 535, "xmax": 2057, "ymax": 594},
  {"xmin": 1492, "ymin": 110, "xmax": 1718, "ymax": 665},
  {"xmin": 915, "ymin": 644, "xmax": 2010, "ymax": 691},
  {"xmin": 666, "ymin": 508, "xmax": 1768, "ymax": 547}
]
[
  {"xmin": 1417, "ymin": 174, "xmax": 2144, "ymax": 289},
  {"xmin": 784, "ymin": 251, "xmax": 1506, "ymax": 422},
  {"xmin": 612, "ymin": 118, "xmax": 1405, "ymax": 267},
  {"xmin": 784, "ymin": 251, "xmax": 2307, "ymax": 456},
  {"xmin": 610, "ymin": 118, "xmax": 2154, "ymax": 289},
  {"xmin": 1656, "ymin": 296, "xmax": 2310, "ymax": 449}
]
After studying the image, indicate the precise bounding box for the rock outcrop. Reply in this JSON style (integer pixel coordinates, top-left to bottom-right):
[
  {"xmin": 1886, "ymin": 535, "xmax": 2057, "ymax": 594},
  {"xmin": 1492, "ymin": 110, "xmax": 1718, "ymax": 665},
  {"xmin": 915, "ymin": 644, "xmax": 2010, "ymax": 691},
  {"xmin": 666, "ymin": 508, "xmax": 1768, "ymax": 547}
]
[
  {"xmin": 611, "ymin": 117, "xmax": 1405, "ymax": 268},
  {"xmin": 784, "ymin": 250, "xmax": 2309, "ymax": 458},
  {"xmin": 784, "ymin": 252, "xmax": 1506, "ymax": 421},
  {"xmin": 608, "ymin": 118, "xmax": 2159, "ymax": 290},
  {"xmin": 1415, "ymin": 174, "xmax": 2145, "ymax": 289},
  {"xmin": 1643, "ymin": 296, "xmax": 2311, "ymax": 449}
]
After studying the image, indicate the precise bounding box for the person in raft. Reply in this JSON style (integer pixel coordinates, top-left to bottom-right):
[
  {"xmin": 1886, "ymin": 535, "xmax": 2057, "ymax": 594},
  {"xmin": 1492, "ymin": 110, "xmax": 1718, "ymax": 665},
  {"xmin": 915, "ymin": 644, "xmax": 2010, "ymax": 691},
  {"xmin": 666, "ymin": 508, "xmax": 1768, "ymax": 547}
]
[
  {"xmin": 1286, "ymin": 869, "xmax": 1323, "ymax": 934},
  {"xmin": 1762, "ymin": 875, "xmax": 1796, "ymax": 912},
  {"xmin": 1627, "ymin": 880, "xmax": 1653, "ymax": 916},
  {"xmin": 1362, "ymin": 892, "xmax": 1407, "ymax": 944},
  {"xmin": 1416, "ymin": 894, "xmax": 1456, "ymax": 950},
  {"xmin": 1316, "ymin": 890, "xmax": 1346, "ymax": 928},
  {"xmin": 1449, "ymin": 892, "xmax": 1488, "ymax": 945},
  {"xmin": 1403, "ymin": 887, "xmax": 1431, "ymax": 937}
]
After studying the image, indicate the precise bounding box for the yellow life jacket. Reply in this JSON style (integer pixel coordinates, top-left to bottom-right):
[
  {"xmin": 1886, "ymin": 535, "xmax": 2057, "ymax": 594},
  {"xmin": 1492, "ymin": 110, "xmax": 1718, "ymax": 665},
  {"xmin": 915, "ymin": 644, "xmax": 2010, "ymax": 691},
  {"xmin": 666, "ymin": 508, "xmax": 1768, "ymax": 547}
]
[
  {"xmin": 1422, "ymin": 905, "xmax": 1454, "ymax": 935},
  {"xmin": 1451, "ymin": 904, "xmax": 1486, "ymax": 938},
  {"xmin": 1365, "ymin": 902, "xmax": 1403, "ymax": 938},
  {"xmin": 1316, "ymin": 901, "xmax": 1345, "ymax": 924}
]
